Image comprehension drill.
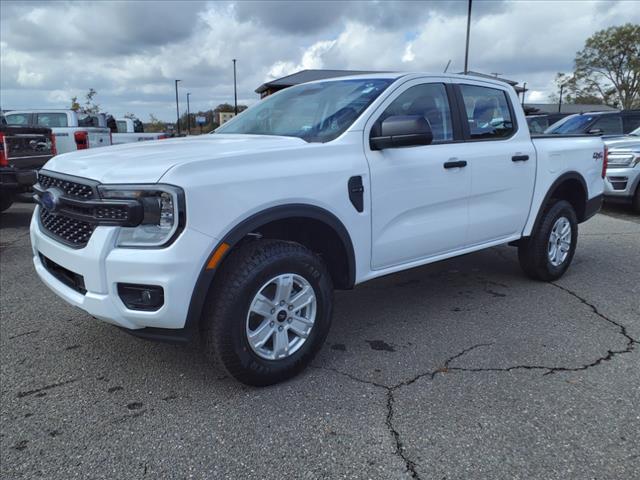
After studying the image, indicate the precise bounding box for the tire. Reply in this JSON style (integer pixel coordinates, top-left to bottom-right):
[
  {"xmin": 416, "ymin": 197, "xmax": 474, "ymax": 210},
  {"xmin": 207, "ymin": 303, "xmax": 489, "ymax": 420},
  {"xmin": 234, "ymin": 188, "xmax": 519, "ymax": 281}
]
[
  {"xmin": 200, "ymin": 239, "xmax": 333, "ymax": 386},
  {"xmin": 0, "ymin": 193, "xmax": 14, "ymax": 213},
  {"xmin": 632, "ymin": 186, "xmax": 640, "ymax": 214},
  {"xmin": 518, "ymin": 200, "xmax": 578, "ymax": 281}
]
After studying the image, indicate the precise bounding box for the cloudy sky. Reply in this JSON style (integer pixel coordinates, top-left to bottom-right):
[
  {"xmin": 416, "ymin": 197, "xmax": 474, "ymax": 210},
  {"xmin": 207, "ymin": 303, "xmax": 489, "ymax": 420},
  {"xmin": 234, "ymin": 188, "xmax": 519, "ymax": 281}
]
[{"xmin": 1, "ymin": 0, "xmax": 638, "ymax": 122}]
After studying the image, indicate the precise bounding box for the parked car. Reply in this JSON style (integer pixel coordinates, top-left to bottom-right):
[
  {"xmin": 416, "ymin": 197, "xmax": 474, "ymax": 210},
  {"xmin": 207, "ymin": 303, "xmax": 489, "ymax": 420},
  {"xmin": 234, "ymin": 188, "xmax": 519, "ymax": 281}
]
[
  {"xmin": 545, "ymin": 110, "xmax": 640, "ymax": 136},
  {"xmin": 4, "ymin": 110, "xmax": 112, "ymax": 154},
  {"xmin": 0, "ymin": 114, "xmax": 56, "ymax": 212},
  {"xmin": 603, "ymin": 126, "xmax": 640, "ymax": 212},
  {"xmin": 30, "ymin": 73, "xmax": 605, "ymax": 385},
  {"xmin": 110, "ymin": 117, "xmax": 168, "ymax": 145}
]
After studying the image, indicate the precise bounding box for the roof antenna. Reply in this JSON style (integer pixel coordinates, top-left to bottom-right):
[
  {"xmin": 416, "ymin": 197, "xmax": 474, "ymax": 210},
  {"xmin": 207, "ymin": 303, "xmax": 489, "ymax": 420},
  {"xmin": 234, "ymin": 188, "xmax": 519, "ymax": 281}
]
[{"xmin": 443, "ymin": 59, "xmax": 451, "ymax": 73}]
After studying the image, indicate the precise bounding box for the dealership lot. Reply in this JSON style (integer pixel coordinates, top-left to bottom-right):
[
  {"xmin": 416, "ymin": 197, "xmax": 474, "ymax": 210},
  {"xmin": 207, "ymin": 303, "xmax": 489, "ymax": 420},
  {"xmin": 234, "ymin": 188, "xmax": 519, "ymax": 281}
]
[{"xmin": 1, "ymin": 202, "xmax": 638, "ymax": 479}]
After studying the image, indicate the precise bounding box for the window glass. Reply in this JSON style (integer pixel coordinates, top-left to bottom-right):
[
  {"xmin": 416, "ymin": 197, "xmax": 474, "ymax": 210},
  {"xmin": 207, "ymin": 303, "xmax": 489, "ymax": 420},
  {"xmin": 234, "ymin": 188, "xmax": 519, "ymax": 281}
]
[
  {"xmin": 526, "ymin": 116, "xmax": 548, "ymax": 134},
  {"xmin": 217, "ymin": 78, "xmax": 392, "ymax": 143},
  {"xmin": 35, "ymin": 113, "xmax": 68, "ymax": 127},
  {"xmin": 459, "ymin": 84, "xmax": 514, "ymax": 139},
  {"xmin": 116, "ymin": 121, "xmax": 127, "ymax": 133},
  {"xmin": 133, "ymin": 119, "xmax": 144, "ymax": 133},
  {"xmin": 4, "ymin": 113, "xmax": 32, "ymax": 126},
  {"xmin": 545, "ymin": 114, "xmax": 594, "ymax": 134},
  {"xmin": 77, "ymin": 114, "xmax": 100, "ymax": 127},
  {"xmin": 591, "ymin": 115, "xmax": 622, "ymax": 135},
  {"xmin": 378, "ymin": 83, "xmax": 453, "ymax": 142}
]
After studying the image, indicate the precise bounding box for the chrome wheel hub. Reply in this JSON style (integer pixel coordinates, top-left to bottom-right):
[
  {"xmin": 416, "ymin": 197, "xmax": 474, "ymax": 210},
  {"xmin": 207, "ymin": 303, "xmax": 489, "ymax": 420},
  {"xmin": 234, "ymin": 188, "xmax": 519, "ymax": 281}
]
[
  {"xmin": 548, "ymin": 216, "xmax": 572, "ymax": 267},
  {"xmin": 245, "ymin": 273, "xmax": 317, "ymax": 360}
]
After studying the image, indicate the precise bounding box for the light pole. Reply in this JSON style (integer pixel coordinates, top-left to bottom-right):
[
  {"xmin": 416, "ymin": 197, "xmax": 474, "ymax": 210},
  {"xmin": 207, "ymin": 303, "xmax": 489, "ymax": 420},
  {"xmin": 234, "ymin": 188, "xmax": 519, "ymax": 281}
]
[
  {"xmin": 232, "ymin": 59, "xmax": 238, "ymax": 115},
  {"xmin": 464, "ymin": 0, "xmax": 472, "ymax": 74},
  {"xmin": 521, "ymin": 82, "xmax": 527, "ymax": 106},
  {"xmin": 186, "ymin": 92, "xmax": 191, "ymax": 135},
  {"xmin": 174, "ymin": 79, "xmax": 181, "ymax": 136},
  {"xmin": 558, "ymin": 83, "xmax": 565, "ymax": 113}
]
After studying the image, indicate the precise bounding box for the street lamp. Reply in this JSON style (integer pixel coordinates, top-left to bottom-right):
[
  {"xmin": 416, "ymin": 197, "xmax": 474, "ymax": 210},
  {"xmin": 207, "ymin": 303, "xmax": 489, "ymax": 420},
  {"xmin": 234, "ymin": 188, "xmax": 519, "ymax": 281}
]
[
  {"xmin": 463, "ymin": 0, "xmax": 472, "ymax": 74},
  {"xmin": 174, "ymin": 79, "xmax": 181, "ymax": 136},
  {"xmin": 232, "ymin": 59, "xmax": 238, "ymax": 115},
  {"xmin": 186, "ymin": 92, "xmax": 191, "ymax": 135}
]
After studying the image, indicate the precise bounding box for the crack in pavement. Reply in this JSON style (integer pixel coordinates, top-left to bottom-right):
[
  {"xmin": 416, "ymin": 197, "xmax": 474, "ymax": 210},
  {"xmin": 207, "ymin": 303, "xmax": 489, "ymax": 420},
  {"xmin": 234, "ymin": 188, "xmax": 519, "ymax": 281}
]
[
  {"xmin": 316, "ymin": 343, "xmax": 491, "ymax": 479},
  {"xmin": 316, "ymin": 284, "xmax": 637, "ymax": 479}
]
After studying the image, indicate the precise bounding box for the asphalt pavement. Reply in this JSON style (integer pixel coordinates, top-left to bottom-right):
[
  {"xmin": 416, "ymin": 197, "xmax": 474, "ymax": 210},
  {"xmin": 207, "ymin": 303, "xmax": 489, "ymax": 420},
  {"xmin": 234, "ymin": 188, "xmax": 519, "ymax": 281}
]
[{"xmin": 1, "ymin": 201, "xmax": 638, "ymax": 480}]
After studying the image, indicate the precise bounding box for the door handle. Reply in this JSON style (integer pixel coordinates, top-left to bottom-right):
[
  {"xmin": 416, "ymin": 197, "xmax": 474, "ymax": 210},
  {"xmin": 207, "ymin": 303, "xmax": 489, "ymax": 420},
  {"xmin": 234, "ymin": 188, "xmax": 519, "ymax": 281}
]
[
  {"xmin": 443, "ymin": 160, "xmax": 467, "ymax": 169},
  {"xmin": 512, "ymin": 155, "xmax": 529, "ymax": 162}
]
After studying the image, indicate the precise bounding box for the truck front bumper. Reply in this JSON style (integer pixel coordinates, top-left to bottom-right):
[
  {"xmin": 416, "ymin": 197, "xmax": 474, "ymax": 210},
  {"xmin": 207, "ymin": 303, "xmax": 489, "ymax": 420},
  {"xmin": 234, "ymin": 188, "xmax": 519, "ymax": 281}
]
[
  {"xmin": 604, "ymin": 166, "xmax": 640, "ymax": 200},
  {"xmin": 30, "ymin": 206, "xmax": 215, "ymax": 332}
]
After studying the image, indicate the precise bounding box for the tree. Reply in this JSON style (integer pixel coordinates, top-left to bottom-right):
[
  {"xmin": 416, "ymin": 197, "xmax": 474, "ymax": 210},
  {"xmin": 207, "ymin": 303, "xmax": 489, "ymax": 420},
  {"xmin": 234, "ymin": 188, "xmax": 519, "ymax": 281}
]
[
  {"xmin": 69, "ymin": 88, "xmax": 101, "ymax": 114},
  {"xmin": 124, "ymin": 112, "xmax": 137, "ymax": 120},
  {"xmin": 562, "ymin": 24, "xmax": 640, "ymax": 109}
]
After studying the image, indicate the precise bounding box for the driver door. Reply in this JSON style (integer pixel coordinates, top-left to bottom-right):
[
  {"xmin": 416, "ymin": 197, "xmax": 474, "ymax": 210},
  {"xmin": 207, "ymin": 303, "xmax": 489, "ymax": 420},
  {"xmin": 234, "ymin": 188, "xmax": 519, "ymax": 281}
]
[{"xmin": 364, "ymin": 79, "xmax": 472, "ymax": 269}]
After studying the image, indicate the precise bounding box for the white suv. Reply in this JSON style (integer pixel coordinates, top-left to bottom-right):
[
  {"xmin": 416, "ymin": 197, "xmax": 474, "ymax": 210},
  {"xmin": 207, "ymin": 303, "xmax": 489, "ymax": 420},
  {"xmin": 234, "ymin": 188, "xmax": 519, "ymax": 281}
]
[{"xmin": 31, "ymin": 73, "xmax": 605, "ymax": 385}]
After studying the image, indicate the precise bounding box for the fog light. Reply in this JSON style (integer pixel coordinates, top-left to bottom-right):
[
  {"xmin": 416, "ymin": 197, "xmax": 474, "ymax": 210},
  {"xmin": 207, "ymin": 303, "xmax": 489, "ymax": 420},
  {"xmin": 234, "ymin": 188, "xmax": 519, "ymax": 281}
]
[{"xmin": 117, "ymin": 283, "xmax": 164, "ymax": 311}]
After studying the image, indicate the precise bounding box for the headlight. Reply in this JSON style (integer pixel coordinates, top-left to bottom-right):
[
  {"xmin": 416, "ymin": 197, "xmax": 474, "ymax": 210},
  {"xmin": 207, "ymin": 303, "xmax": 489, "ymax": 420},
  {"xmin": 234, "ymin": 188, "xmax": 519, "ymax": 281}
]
[
  {"xmin": 98, "ymin": 184, "xmax": 184, "ymax": 247},
  {"xmin": 607, "ymin": 151, "xmax": 640, "ymax": 168}
]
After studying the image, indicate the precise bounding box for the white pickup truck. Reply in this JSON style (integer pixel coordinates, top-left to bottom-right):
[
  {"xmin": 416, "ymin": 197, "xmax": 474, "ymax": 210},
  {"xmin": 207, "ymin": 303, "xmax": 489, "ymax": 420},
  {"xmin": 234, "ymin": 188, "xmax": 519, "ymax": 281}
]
[
  {"xmin": 5, "ymin": 110, "xmax": 111, "ymax": 154},
  {"xmin": 111, "ymin": 117, "xmax": 169, "ymax": 145},
  {"xmin": 30, "ymin": 73, "xmax": 605, "ymax": 386}
]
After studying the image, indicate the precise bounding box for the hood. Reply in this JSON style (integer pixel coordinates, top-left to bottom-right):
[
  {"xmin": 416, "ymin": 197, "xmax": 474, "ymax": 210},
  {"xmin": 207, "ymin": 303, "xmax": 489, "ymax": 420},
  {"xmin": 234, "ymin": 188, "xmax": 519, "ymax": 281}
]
[
  {"xmin": 43, "ymin": 134, "xmax": 307, "ymax": 184},
  {"xmin": 604, "ymin": 136, "xmax": 640, "ymax": 152}
]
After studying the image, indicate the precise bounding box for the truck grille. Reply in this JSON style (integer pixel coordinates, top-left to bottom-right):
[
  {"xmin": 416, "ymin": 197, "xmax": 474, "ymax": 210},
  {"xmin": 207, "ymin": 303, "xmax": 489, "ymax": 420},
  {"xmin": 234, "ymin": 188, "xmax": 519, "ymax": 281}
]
[
  {"xmin": 40, "ymin": 209, "xmax": 96, "ymax": 247},
  {"xmin": 38, "ymin": 173, "xmax": 95, "ymax": 199}
]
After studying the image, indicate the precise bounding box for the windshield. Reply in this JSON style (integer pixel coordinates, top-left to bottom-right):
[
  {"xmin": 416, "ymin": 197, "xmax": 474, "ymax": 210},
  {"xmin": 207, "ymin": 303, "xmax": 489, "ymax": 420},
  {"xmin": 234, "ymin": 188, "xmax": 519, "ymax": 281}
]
[
  {"xmin": 216, "ymin": 78, "xmax": 393, "ymax": 143},
  {"xmin": 545, "ymin": 114, "xmax": 595, "ymax": 134},
  {"xmin": 630, "ymin": 126, "xmax": 640, "ymax": 136}
]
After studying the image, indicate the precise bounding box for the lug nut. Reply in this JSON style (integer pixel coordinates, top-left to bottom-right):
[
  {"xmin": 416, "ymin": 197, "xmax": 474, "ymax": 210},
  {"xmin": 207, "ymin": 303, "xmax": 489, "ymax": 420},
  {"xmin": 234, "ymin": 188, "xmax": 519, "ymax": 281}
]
[
  {"xmin": 287, "ymin": 317, "xmax": 292, "ymax": 323},
  {"xmin": 280, "ymin": 300, "xmax": 285, "ymax": 306},
  {"xmin": 278, "ymin": 326, "xmax": 284, "ymax": 332},
  {"xmin": 287, "ymin": 304, "xmax": 293, "ymax": 310},
  {"xmin": 271, "ymin": 308, "xmax": 276, "ymax": 314},
  {"xmin": 269, "ymin": 321, "xmax": 275, "ymax": 327}
]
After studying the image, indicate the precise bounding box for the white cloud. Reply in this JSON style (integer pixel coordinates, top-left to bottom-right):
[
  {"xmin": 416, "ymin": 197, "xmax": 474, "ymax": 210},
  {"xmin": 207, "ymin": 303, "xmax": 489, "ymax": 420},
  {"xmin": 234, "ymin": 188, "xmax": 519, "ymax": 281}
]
[{"xmin": 1, "ymin": 0, "xmax": 638, "ymax": 120}]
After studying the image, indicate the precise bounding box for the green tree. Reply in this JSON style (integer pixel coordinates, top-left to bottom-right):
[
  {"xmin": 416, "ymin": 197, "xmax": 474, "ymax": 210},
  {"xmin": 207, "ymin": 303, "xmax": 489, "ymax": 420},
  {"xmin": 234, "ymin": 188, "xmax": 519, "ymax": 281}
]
[
  {"xmin": 70, "ymin": 88, "xmax": 101, "ymax": 114},
  {"xmin": 561, "ymin": 24, "xmax": 640, "ymax": 109}
]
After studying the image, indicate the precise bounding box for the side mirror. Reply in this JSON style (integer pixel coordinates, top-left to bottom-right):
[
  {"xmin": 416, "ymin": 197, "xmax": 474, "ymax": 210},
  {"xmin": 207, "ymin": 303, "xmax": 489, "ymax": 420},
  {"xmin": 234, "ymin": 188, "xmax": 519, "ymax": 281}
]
[
  {"xmin": 587, "ymin": 128, "xmax": 604, "ymax": 135},
  {"xmin": 370, "ymin": 115, "xmax": 434, "ymax": 150}
]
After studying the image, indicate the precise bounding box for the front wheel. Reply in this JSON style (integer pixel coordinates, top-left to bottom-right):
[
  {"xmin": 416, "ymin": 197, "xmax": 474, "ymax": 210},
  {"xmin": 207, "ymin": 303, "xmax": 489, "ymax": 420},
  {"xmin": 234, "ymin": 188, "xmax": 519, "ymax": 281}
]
[
  {"xmin": 201, "ymin": 239, "xmax": 333, "ymax": 386},
  {"xmin": 518, "ymin": 200, "xmax": 578, "ymax": 281}
]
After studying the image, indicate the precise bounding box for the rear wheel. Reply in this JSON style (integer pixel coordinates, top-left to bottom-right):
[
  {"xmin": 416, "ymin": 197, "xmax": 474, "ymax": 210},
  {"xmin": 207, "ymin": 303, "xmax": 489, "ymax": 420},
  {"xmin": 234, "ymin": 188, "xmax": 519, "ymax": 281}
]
[
  {"xmin": 201, "ymin": 239, "xmax": 333, "ymax": 386},
  {"xmin": 518, "ymin": 200, "xmax": 578, "ymax": 281},
  {"xmin": 0, "ymin": 193, "xmax": 14, "ymax": 213}
]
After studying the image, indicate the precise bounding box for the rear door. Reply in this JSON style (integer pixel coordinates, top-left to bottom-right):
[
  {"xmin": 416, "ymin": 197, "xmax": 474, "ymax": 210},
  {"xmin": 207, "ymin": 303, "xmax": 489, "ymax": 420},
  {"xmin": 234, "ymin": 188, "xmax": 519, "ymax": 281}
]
[
  {"xmin": 365, "ymin": 78, "xmax": 472, "ymax": 269},
  {"xmin": 454, "ymin": 82, "xmax": 536, "ymax": 244}
]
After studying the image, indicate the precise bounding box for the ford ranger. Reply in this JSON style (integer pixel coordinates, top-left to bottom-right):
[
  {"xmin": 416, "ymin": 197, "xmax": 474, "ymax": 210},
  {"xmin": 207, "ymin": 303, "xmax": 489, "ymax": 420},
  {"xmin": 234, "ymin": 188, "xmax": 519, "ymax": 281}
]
[{"xmin": 30, "ymin": 73, "xmax": 605, "ymax": 385}]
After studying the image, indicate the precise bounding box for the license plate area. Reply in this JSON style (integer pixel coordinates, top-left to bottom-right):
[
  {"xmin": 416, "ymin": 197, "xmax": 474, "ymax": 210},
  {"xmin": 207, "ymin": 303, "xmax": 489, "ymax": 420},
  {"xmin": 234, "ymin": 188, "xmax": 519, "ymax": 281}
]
[{"xmin": 39, "ymin": 253, "xmax": 87, "ymax": 294}]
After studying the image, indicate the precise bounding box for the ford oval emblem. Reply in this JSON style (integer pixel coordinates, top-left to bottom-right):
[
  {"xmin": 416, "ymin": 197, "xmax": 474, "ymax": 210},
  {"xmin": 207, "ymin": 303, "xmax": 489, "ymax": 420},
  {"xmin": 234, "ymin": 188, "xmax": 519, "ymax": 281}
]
[{"xmin": 41, "ymin": 188, "xmax": 62, "ymax": 212}]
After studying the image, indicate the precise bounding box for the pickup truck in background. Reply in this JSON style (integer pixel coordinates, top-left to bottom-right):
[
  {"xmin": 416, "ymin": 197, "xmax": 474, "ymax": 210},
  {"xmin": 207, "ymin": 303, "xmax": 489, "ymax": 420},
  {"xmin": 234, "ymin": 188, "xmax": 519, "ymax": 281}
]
[
  {"xmin": 4, "ymin": 110, "xmax": 112, "ymax": 154},
  {"xmin": 1, "ymin": 114, "xmax": 56, "ymax": 212},
  {"xmin": 30, "ymin": 73, "xmax": 605, "ymax": 386},
  {"xmin": 603, "ymin": 126, "xmax": 640, "ymax": 212},
  {"xmin": 110, "ymin": 117, "xmax": 168, "ymax": 145}
]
